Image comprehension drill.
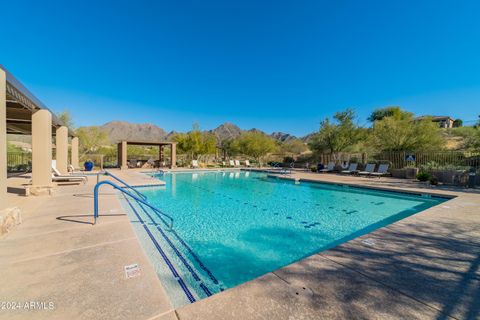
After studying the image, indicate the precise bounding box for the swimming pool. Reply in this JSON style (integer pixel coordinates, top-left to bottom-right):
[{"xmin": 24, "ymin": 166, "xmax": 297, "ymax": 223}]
[{"xmin": 121, "ymin": 170, "xmax": 447, "ymax": 308}]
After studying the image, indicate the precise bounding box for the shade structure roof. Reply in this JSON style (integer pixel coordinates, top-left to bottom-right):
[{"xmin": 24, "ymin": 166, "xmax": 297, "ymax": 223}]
[
  {"xmin": 118, "ymin": 140, "xmax": 176, "ymax": 146},
  {"xmin": 1, "ymin": 64, "xmax": 75, "ymax": 137}
]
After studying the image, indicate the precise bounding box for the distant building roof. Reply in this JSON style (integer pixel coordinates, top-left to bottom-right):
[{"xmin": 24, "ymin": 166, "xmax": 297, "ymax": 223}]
[{"xmin": 414, "ymin": 115, "xmax": 454, "ymax": 121}]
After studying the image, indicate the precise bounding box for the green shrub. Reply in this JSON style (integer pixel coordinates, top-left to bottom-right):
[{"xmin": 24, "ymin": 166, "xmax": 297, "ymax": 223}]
[
  {"xmin": 310, "ymin": 166, "xmax": 317, "ymax": 172},
  {"xmin": 416, "ymin": 172, "xmax": 431, "ymax": 182},
  {"xmin": 283, "ymin": 156, "xmax": 295, "ymax": 163},
  {"xmin": 429, "ymin": 176, "xmax": 439, "ymax": 185}
]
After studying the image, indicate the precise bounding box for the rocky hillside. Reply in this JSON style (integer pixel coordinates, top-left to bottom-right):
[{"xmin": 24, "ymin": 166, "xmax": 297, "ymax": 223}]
[
  {"xmin": 77, "ymin": 121, "xmax": 309, "ymax": 145},
  {"xmin": 208, "ymin": 122, "xmax": 243, "ymax": 141},
  {"xmin": 271, "ymin": 132, "xmax": 297, "ymax": 142},
  {"xmin": 99, "ymin": 121, "xmax": 168, "ymax": 143}
]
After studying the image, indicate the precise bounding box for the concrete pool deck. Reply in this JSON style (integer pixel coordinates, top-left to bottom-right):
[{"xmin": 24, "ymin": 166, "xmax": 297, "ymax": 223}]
[{"xmin": 1, "ymin": 168, "xmax": 479, "ymax": 319}]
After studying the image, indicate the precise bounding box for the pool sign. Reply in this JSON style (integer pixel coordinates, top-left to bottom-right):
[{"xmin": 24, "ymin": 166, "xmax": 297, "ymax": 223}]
[
  {"xmin": 124, "ymin": 263, "xmax": 141, "ymax": 279},
  {"xmin": 405, "ymin": 154, "xmax": 416, "ymax": 161},
  {"xmin": 362, "ymin": 238, "xmax": 376, "ymax": 246}
]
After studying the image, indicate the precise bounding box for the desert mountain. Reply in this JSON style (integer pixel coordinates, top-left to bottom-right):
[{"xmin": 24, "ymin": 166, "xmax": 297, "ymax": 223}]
[
  {"xmin": 77, "ymin": 121, "xmax": 308, "ymax": 145},
  {"xmin": 100, "ymin": 121, "xmax": 168, "ymax": 143},
  {"xmin": 270, "ymin": 132, "xmax": 297, "ymax": 142},
  {"xmin": 208, "ymin": 122, "xmax": 243, "ymax": 141}
]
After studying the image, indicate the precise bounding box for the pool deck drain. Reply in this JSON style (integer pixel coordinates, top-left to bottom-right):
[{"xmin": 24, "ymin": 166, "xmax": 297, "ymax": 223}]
[{"xmin": 1, "ymin": 168, "xmax": 479, "ymax": 320}]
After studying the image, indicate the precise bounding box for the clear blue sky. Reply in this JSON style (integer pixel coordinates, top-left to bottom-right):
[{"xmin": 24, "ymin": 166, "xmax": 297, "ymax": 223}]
[{"xmin": 1, "ymin": 0, "xmax": 479, "ymax": 136}]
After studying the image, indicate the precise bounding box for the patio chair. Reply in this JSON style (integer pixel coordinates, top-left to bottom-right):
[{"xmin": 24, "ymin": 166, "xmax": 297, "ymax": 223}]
[
  {"xmin": 128, "ymin": 159, "xmax": 137, "ymax": 168},
  {"xmin": 234, "ymin": 160, "xmax": 240, "ymax": 167},
  {"xmin": 52, "ymin": 161, "xmax": 88, "ymax": 179},
  {"xmin": 245, "ymin": 160, "xmax": 251, "ymax": 167},
  {"xmin": 191, "ymin": 160, "xmax": 199, "ymax": 168},
  {"xmin": 229, "ymin": 160, "xmax": 235, "ymax": 167},
  {"xmin": 67, "ymin": 164, "xmax": 81, "ymax": 173},
  {"xmin": 146, "ymin": 158, "xmax": 156, "ymax": 168},
  {"xmin": 341, "ymin": 163, "xmax": 358, "ymax": 174},
  {"xmin": 370, "ymin": 164, "xmax": 390, "ymax": 177},
  {"xmin": 358, "ymin": 163, "xmax": 376, "ymax": 176},
  {"xmin": 51, "ymin": 173, "xmax": 87, "ymax": 184},
  {"xmin": 318, "ymin": 162, "xmax": 335, "ymax": 173}
]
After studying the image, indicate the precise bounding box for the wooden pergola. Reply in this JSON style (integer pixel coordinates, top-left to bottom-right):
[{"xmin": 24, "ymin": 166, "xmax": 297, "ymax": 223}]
[{"xmin": 117, "ymin": 140, "xmax": 177, "ymax": 169}]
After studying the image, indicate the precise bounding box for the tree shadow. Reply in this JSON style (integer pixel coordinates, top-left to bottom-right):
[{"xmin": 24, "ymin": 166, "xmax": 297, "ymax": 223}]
[
  {"xmin": 316, "ymin": 221, "xmax": 480, "ymax": 319},
  {"xmin": 182, "ymin": 221, "xmax": 480, "ymax": 319},
  {"xmin": 367, "ymin": 177, "xmax": 480, "ymax": 195}
]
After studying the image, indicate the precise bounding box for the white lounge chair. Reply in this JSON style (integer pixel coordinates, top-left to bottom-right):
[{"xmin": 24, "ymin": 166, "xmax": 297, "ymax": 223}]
[
  {"xmin": 358, "ymin": 163, "xmax": 376, "ymax": 176},
  {"xmin": 234, "ymin": 160, "xmax": 240, "ymax": 167},
  {"xmin": 318, "ymin": 162, "xmax": 335, "ymax": 173},
  {"xmin": 229, "ymin": 160, "xmax": 235, "ymax": 167},
  {"xmin": 52, "ymin": 161, "xmax": 88, "ymax": 179},
  {"xmin": 370, "ymin": 164, "xmax": 390, "ymax": 177},
  {"xmin": 51, "ymin": 173, "xmax": 87, "ymax": 184},
  {"xmin": 191, "ymin": 160, "xmax": 199, "ymax": 168},
  {"xmin": 245, "ymin": 160, "xmax": 251, "ymax": 167},
  {"xmin": 341, "ymin": 163, "xmax": 358, "ymax": 174}
]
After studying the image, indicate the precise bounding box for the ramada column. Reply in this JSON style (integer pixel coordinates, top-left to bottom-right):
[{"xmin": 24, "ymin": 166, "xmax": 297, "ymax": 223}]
[
  {"xmin": 170, "ymin": 143, "xmax": 177, "ymax": 169},
  {"xmin": 119, "ymin": 141, "xmax": 128, "ymax": 170},
  {"xmin": 55, "ymin": 126, "xmax": 68, "ymax": 174},
  {"xmin": 0, "ymin": 69, "xmax": 7, "ymax": 209},
  {"xmin": 159, "ymin": 145, "xmax": 164, "ymax": 166},
  {"xmin": 71, "ymin": 137, "xmax": 79, "ymax": 169},
  {"xmin": 32, "ymin": 109, "xmax": 53, "ymax": 188}
]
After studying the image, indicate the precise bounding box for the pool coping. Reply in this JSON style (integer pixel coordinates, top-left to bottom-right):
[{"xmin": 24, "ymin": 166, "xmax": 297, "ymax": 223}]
[
  {"xmin": 127, "ymin": 170, "xmax": 466, "ymax": 314},
  {"xmin": 3, "ymin": 168, "xmax": 477, "ymax": 319},
  {"xmin": 265, "ymin": 173, "xmax": 457, "ymax": 200},
  {"xmin": 169, "ymin": 170, "xmax": 479, "ymax": 319}
]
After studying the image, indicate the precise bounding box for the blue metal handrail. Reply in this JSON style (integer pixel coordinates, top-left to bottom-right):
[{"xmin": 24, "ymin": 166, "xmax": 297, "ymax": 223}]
[
  {"xmin": 93, "ymin": 180, "xmax": 173, "ymax": 228},
  {"xmin": 103, "ymin": 170, "xmax": 147, "ymax": 201}
]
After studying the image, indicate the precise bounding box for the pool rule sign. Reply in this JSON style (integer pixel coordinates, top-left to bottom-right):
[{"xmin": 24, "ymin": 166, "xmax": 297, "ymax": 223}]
[{"xmin": 124, "ymin": 263, "xmax": 141, "ymax": 279}]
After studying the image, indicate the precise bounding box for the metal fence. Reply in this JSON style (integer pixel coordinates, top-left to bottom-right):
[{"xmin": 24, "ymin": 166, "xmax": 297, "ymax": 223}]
[
  {"xmin": 103, "ymin": 155, "xmax": 117, "ymax": 168},
  {"xmin": 370, "ymin": 151, "xmax": 480, "ymax": 169},
  {"xmin": 7, "ymin": 152, "xmax": 32, "ymax": 172}
]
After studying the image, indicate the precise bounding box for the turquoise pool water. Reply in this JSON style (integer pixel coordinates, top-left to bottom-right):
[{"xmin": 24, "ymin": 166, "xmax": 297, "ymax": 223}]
[{"xmin": 121, "ymin": 170, "xmax": 447, "ymax": 307}]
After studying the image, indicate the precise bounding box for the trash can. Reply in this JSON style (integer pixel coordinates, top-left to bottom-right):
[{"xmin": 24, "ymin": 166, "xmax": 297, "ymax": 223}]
[{"xmin": 468, "ymin": 168, "xmax": 476, "ymax": 188}]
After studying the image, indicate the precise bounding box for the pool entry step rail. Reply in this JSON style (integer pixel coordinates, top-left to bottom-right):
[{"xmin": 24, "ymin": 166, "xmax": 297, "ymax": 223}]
[
  {"xmin": 103, "ymin": 170, "xmax": 147, "ymax": 201},
  {"xmin": 93, "ymin": 180, "xmax": 174, "ymax": 228}
]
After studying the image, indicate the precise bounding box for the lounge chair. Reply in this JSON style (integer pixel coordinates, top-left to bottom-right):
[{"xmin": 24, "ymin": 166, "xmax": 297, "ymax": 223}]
[
  {"xmin": 229, "ymin": 160, "xmax": 235, "ymax": 167},
  {"xmin": 245, "ymin": 160, "xmax": 251, "ymax": 167},
  {"xmin": 67, "ymin": 164, "xmax": 78, "ymax": 173},
  {"xmin": 341, "ymin": 163, "xmax": 358, "ymax": 174},
  {"xmin": 318, "ymin": 162, "xmax": 335, "ymax": 173},
  {"xmin": 128, "ymin": 159, "xmax": 138, "ymax": 168},
  {"xmin": 305, "ymin": 162, "xmax": 310, "ymax": 172},
  {"xmin": 146, "ymin": 158, "xmax": 156, "ymax": 168},
  {"xmin": 51, "ymin": 173, "xmax": 87, "ymax": 184},
  {"xmin": 358, "ymin": 163, "xmax": 376, "ymax": 176},
  {"xmin": 234, "ymin": 160, "xmax": 240, "ymax": 167},
  {"xmin": 52, "ymin": 161, "xmax": 88, "ymax": 179},
  {"xmin": 370, "ymin": 164, "xmax": 390, "ymax": 177},
  {"xmin": 191, "ymin": 160, "xmax": 199, "ymax": 168}
]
